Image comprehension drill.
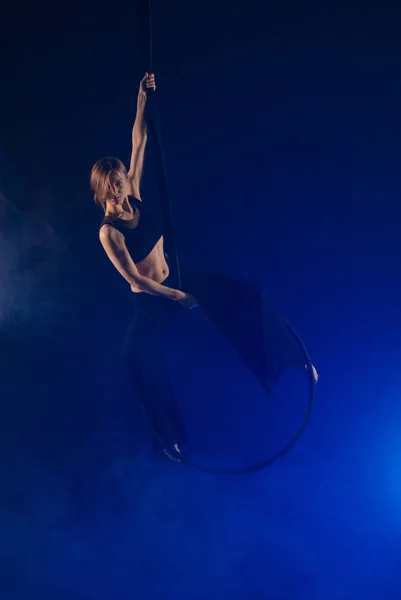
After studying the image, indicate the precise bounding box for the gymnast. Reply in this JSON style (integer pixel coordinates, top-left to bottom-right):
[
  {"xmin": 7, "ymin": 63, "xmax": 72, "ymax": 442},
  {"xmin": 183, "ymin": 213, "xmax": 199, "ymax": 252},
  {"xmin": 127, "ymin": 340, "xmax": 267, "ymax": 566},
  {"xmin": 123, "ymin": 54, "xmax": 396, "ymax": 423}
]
[
  {"xmin": 90, "ymin": 73, "xmax": 195, "ymax": 461},
  {"xmin": 90, "ymin": 73, "xmax": 318, "ymax": 464}
]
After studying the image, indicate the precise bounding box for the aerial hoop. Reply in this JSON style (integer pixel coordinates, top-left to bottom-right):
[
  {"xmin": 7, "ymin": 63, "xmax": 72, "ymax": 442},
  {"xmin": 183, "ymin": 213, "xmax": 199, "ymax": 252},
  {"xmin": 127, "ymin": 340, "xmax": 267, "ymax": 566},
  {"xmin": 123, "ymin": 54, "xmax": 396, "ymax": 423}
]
[
  {"xmin": 171, "ymin": 314, "xmax": 316, "ymax": 475},
  {"xmin": 142, "ymin": 0, "xmax": 316, "ymax": 474}
]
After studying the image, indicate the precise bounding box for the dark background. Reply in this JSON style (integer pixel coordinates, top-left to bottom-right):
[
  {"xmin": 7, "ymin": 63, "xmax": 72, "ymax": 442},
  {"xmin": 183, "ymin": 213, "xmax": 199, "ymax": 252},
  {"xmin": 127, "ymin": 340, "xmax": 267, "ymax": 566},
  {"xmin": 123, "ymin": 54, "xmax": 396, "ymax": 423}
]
[{"xmin": 1, "ymin": 1, "xmax": 400, "ymax": 598}]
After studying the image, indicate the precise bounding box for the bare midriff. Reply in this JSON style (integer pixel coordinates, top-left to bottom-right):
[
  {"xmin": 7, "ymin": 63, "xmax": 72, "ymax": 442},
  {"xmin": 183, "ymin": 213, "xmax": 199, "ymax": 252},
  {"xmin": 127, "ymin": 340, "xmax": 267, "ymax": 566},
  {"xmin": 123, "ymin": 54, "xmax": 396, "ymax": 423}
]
[{"xmin": 131, "ymin": 235, "xmax": 170, "ymax": 293}]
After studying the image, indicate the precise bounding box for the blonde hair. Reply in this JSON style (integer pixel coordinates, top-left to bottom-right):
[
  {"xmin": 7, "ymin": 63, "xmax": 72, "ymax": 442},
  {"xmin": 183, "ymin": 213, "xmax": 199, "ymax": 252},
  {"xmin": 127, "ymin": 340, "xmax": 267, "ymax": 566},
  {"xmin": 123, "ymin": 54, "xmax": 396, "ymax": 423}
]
[{"xmin": 90, "ymin": 157, "xmax": 128, "ymax": 212}]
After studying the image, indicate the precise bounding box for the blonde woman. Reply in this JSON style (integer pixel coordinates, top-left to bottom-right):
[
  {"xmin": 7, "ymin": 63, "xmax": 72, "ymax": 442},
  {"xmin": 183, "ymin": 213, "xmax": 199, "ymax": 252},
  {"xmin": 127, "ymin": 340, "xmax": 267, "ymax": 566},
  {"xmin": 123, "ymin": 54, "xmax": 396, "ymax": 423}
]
[{"xmin": 90, "ymin": 73, "xmax": 197, "ymax": 461}]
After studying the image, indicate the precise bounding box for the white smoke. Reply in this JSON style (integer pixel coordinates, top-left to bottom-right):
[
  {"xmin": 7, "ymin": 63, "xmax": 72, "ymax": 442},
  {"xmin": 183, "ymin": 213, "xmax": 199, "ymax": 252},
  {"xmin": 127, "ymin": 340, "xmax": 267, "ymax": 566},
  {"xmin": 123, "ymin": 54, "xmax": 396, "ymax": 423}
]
[{"xmin": 0, "ymin": 189, "xmax": 67, "ymax": 327}]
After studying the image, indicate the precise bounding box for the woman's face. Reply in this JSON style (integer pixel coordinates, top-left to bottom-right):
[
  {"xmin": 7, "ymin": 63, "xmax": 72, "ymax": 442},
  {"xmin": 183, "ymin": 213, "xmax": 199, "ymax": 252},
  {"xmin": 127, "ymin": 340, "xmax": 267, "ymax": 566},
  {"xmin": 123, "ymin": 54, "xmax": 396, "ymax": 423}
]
[{"xmin": 105, "ymin": 171, "xmax": 128, "ymax": 205}]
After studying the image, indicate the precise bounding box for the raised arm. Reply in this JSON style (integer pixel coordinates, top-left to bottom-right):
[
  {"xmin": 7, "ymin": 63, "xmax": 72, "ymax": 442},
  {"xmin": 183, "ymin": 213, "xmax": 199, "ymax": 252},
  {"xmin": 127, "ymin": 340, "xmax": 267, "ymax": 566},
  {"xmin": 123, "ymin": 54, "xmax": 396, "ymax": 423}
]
[{"xmin": 127, "ymin": 73, "xmax": 156, "ymax": 200}]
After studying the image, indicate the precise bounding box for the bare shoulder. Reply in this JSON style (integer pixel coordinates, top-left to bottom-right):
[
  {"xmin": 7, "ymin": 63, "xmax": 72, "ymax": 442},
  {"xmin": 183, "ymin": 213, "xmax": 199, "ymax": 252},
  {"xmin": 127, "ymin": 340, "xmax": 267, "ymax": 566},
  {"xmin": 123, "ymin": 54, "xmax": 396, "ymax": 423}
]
[{"xmin": 99, "ymin": 223, "xmax": 124, "ymax": 247}]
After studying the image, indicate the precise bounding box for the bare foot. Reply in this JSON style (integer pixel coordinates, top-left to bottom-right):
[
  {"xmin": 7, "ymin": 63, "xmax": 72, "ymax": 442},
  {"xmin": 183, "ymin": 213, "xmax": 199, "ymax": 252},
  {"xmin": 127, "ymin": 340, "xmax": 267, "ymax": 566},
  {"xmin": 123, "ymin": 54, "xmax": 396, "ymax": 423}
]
[
  {"xmin": 164, "ymin": 444, "xmax": 182, "ymax": 463},
  {"xmin": 305, "ymin": 364, "xmax": 319, "ymax": 383}
]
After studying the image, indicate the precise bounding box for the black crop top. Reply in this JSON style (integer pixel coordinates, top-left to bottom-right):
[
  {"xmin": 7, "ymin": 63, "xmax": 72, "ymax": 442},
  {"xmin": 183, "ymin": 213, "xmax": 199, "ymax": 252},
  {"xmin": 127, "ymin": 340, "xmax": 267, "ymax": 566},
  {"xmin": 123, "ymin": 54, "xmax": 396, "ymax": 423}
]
[{"xmin": 99, "ymin": 196, "xmax": 163, "ymax": 264}]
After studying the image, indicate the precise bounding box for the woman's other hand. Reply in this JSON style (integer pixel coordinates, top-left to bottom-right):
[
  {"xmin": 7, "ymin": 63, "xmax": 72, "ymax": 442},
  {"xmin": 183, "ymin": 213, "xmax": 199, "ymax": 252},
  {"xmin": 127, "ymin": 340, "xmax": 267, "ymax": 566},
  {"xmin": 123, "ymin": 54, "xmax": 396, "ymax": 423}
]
[{"xmin": 177, "ymin": 292, "xmax": 199, "ymax": 309}]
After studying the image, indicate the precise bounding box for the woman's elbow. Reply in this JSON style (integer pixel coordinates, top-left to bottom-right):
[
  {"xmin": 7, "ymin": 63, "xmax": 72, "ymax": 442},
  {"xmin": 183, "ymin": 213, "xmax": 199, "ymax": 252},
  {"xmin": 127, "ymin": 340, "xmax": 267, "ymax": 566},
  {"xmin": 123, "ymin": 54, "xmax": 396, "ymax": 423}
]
[
  {"xmin": 126, "ymin": 270, "xmax": 145, "ymax": 290},
  {"xmin": 130, "ymin": 282, "xmax": 142, "ymax": 293}
]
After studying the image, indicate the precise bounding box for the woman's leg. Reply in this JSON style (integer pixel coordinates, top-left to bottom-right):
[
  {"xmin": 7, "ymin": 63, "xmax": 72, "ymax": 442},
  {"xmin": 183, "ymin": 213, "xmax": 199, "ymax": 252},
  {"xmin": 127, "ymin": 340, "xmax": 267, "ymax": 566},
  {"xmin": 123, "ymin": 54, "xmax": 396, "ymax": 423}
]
[{"xmin": 122, "ymin": 295, "xmax": 188, "ymax": 449}]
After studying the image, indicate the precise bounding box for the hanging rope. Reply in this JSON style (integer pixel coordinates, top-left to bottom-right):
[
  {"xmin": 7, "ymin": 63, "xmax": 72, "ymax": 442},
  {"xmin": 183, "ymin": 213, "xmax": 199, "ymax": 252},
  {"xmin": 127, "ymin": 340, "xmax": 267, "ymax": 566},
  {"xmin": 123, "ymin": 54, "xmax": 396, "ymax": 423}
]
[{"xmin": 142, "ymin": 0, "xmax": 316, "ymax": 474}]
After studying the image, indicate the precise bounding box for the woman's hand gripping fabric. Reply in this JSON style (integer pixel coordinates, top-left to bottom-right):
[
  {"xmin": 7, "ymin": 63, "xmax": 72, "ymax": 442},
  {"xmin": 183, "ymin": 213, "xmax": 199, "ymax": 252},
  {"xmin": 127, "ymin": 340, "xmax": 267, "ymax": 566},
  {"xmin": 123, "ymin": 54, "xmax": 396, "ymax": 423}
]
[
  {"xmin": 140, "ymin": 72, "xmax": 156, "ymax": 93},
  {"xmin": 177, "ymin": 292, "xmax": 199, "ymax": 310}
]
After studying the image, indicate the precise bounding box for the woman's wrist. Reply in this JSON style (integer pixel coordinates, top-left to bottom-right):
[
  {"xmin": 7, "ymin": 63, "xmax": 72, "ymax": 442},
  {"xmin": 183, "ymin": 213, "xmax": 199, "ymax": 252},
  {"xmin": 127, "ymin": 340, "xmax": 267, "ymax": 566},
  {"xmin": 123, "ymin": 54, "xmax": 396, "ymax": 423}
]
[
  {"xmin": 173, "ymin": 290, "xmax": 186, "ymax": 301},
  {"xmin": 137, "ymin": 90, "xmax": 147, "ymax": 104}
]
